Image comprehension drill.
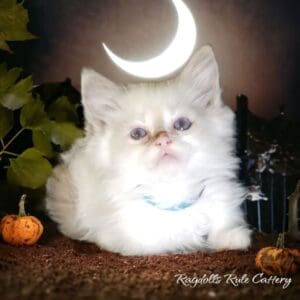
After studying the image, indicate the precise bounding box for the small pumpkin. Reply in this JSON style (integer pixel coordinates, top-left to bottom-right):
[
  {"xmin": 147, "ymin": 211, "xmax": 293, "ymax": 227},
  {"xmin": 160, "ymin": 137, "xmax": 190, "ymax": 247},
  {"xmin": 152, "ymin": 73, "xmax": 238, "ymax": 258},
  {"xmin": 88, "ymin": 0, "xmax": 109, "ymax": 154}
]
[
  {"xmin": 288, "ymin": 248, "xmax": 300, "ymax": 264},
  {"xmin": 1, "ymin": 194, "xmax": 43, "ymax": 245},
  {"xmin": 255, "ymin": 233, "xmax": 300, "ymax": 276}
]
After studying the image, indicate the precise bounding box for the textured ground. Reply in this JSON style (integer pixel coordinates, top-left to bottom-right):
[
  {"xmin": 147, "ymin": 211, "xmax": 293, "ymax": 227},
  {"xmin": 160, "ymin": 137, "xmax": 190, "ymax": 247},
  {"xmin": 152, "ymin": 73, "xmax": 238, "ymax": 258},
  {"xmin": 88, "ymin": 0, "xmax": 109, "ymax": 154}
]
[{"xmin": 0, "ymin": 223, "xmax": 299, "ymax": 300}]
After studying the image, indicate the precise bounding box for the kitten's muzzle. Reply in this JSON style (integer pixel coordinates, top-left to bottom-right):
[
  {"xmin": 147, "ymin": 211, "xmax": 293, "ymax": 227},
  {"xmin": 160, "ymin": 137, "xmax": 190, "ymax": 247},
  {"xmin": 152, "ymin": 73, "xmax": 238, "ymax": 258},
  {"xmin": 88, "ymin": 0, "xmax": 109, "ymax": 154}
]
[{"xmin": 155, "ymin": 132, "xmax": 172, "ymax": 148}]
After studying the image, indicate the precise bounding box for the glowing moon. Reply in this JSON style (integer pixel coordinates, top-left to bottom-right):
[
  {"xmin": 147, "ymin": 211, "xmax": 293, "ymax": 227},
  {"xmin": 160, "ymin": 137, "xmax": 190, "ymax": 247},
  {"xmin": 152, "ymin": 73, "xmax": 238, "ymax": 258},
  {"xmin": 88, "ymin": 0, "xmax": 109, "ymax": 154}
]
[{"xmin": 102, "ymin": 0, "xmax": 197, "ymax": 79}]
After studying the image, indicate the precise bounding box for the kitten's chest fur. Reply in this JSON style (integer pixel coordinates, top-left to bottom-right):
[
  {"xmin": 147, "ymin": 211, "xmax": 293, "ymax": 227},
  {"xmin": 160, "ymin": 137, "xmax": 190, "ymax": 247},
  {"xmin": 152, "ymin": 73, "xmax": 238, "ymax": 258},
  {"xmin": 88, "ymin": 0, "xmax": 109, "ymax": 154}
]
[{"xmin": 112, "ymin": 166, "xmax": 203, "ymax": 207}]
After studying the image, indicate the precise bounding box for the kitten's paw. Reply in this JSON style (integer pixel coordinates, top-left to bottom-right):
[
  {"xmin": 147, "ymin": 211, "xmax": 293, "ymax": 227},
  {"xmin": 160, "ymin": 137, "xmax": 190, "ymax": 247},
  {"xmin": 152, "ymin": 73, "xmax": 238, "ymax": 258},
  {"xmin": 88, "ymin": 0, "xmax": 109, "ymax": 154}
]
[{"xmin": 208, "ymin": 226, "xmax": 252, "ymax": 251}]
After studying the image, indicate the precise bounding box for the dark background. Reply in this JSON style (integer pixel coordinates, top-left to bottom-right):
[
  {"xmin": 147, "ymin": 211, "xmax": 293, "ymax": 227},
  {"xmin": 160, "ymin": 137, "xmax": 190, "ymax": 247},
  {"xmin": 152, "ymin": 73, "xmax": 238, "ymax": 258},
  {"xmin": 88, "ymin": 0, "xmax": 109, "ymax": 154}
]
[{"xmin": 4, "ymin": 0, "xmax": 300, "ymax": 120}]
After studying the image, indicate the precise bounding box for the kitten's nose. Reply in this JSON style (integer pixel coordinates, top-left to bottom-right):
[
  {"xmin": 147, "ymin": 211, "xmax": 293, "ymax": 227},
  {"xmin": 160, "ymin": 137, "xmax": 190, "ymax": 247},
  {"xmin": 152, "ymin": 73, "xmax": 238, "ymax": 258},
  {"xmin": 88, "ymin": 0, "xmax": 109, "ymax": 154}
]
[{"xmin": 155, "ymin": 132, "xmax": 172, "ymax": 147}]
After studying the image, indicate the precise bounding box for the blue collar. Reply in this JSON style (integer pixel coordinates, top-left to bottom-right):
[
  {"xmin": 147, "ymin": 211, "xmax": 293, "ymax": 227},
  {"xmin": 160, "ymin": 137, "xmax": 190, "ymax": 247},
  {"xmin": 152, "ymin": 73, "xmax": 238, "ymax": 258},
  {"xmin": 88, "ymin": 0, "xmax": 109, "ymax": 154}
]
[{"xmin": 143, "ymin": 187, "xmax": 204, "ymax": 211}]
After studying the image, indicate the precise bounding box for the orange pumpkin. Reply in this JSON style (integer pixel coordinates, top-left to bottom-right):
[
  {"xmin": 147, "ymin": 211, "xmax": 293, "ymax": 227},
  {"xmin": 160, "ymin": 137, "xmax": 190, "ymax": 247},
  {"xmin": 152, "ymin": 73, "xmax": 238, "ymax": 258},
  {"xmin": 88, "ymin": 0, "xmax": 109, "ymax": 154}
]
[
  {"xmin": 288, "ymin": 248, "xmax": 300, "ymax": 264},
  {"xmin": 1, "ymin": 195, "xmax": 43, "ymax": 246},
  {"xmin": 255, "ymin": 246, "xmax": 299, "ymax": 276}
]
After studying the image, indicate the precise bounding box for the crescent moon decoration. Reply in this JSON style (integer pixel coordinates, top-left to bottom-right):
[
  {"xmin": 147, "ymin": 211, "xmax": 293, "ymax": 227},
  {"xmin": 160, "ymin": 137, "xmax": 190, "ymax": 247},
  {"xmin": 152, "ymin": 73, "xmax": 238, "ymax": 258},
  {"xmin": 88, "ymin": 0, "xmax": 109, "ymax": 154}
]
[{"xmin": 102, "ymin": 0, "xmax": 197, "ymax": 79}]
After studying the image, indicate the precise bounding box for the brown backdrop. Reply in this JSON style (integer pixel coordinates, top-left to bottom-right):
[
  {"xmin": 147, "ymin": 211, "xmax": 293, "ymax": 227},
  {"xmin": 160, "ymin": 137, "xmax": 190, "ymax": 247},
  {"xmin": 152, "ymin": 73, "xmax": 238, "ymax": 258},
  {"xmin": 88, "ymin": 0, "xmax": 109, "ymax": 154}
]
[{"xmin": 24, "ymin": 0, "xmax": 300, "ymax": 120}]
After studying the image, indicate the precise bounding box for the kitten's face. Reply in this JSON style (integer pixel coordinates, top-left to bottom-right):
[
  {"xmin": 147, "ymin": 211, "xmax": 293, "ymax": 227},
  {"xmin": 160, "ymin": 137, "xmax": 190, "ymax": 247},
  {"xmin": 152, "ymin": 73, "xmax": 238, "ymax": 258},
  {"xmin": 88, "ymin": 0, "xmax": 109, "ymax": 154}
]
[
  {"xmin": 81, "ymin": 46, "xmax": 235, "ymax": 178},
  {"xmin": 105, "ymin": 85, "xmax": 199, "ymax": 173}
]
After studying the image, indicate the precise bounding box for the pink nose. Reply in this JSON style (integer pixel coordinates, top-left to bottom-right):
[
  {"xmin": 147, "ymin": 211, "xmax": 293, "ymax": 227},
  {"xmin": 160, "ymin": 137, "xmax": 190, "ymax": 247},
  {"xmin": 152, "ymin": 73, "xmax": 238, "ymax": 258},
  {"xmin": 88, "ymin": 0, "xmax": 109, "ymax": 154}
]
[{"xmin": 155, "ymin": 132, "xmax": 172, "ymax": 147}]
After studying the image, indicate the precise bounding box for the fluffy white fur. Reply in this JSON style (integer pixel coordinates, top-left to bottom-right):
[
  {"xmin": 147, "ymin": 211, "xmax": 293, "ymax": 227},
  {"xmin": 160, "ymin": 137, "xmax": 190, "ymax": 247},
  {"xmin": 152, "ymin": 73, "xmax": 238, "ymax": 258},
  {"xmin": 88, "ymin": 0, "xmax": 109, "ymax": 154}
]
[{"xmin": 45, "ymin": 46, "xmax": 251, "ymax": 255}]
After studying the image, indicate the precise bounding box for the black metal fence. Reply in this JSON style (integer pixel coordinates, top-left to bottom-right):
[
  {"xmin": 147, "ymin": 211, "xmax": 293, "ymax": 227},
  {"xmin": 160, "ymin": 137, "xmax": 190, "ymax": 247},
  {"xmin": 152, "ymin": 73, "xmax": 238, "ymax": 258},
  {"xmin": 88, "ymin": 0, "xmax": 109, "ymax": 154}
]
[
  {"xmin": 244, "ymin": 172, "xmax": 299, "ymax": 233},
  {"xmin": 236, "ymin": 94, "xmax": 299, "ymax": 233}
]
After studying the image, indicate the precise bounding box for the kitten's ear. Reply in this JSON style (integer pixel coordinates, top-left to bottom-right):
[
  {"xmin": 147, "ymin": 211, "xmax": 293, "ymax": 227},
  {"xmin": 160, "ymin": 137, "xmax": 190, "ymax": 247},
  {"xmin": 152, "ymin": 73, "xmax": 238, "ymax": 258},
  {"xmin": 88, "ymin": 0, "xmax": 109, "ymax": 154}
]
[
  {"xmin": 81, "ymin": 68, "xmax": 122, "ymax": 126},
  {"xmin": 178, "ymin": 45, "xmax": 222, "ymax": 107}
]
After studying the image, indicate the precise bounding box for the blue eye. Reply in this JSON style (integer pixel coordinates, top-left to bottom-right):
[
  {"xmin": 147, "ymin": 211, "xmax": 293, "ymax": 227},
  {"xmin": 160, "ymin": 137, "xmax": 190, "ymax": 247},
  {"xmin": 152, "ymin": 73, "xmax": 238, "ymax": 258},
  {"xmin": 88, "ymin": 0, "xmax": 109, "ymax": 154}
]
[
  {"xmin": 173, "ymin": 117, "xmax": 192, "ymax": 131},
  {"xmin": 130, "ymin": 127, "xmax": 148, "ymax": 140}
]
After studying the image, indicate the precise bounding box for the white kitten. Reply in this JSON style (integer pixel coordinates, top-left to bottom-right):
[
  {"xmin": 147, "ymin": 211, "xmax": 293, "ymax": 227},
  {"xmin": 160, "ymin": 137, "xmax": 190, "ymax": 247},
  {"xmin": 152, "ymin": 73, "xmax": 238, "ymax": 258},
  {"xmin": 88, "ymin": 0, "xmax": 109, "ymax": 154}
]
[{"xmin": 45, "ymin": 46, "xmax": 251, "ymax": 255}]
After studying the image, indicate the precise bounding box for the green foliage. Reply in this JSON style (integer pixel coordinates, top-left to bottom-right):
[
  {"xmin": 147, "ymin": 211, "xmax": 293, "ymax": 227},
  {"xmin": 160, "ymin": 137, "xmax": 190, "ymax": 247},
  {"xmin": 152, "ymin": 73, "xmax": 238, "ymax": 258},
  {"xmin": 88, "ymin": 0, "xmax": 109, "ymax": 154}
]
[
  {"xmin": 0, "ymin": 0, "xmax": 83, "ymax": 191},
  {"xmin": 20, "ymin": 98, "xmax": 49, "ymax": 129},
  {"xmin": 7, "ymin": 148, "xmax": 52, "ymax": 189},
  {"xmin": 48, "ymin": 96, "xmax": 79, "ymax": 123},
  {"xmin": 1, "ymin": 75, "xmax": 33, "ymax": 110},
  {"xmin": 50, "ymin": 122, "xmax": 83, "ymax": 151},
  {"xmin": 0, "ymin": 64, "xmax": 83, "ymax": 189},
  {"xmin": 0, "ymin": 63, "xmax": 33, "ymax": 109},
  {"xmin": 0, "ymin": 63, "xmax": 22, "ymax": 93},
  {"xmin": 32, "ymin": 128, "xmax": 54, "ymax": 159},
  {"xmin": 0, "ymin": 0, "xmax": 36, "ymax": 52}
]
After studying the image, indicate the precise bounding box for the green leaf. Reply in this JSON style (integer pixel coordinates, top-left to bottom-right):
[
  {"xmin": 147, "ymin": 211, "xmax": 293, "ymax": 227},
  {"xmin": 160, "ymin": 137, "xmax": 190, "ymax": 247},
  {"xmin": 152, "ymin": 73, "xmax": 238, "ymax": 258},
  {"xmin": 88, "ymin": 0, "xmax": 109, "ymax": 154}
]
[
  {"xmin": 20, "ymin": 98, "xmax": 49, "ymax": 129},
  {"xmin": 32, "ymin": 128, "xmax": 54, "ymax": 158},
  {"xmin": 0, "ymin": 63, "xmax": 22, "ymax": 95},
  {"xmin": 47, "ymin": 96, "xmax": 79, "ymax": 123},
  {"xmin": 50, "ymin": 122, "xmax": 83, "ymax": 150},
  {"xmin": 7, "ymin": 148, "xmax": 52, "ymax": 189},
  {"xmin": 0, "ymin": 105, "xmax": 13, "ymax": 138},
  {"xmin": 0, "ymin": 75, "xmax": 33, "ymax": 110},
  {"xmin": 0, "ymin": 0, "xmax": 36, "ymax": 52}
]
